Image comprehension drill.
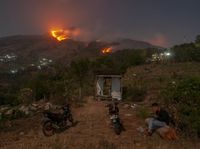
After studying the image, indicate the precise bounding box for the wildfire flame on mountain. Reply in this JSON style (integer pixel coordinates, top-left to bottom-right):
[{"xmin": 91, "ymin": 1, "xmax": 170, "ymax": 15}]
[
  {"xmin": 50, "ymin": 27, "xmax": 80, "ymax": 41},
  {"xmin": 51, "ymin": 29, "xmax": 70, "ymax": 41},
  {"xmin": 102, "ymin": 47, "xmax": 112, "ymax": 54}
]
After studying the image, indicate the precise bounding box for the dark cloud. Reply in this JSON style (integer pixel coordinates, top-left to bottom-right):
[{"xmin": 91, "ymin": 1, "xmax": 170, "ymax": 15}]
[{"xmin": 0, "ymin": 0, "xmax": 200, "ymax": 46}]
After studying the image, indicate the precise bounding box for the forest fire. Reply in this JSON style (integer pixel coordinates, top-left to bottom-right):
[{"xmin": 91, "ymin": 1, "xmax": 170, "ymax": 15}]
[
  {"xmin": 102, "ymin": 47, "xmax": 112, "ymax": 54},
  {"xmin": 50, "ymin": 29, "xmax": 70, "ymax": 41},
  {"xmin": 50, "ymin": 28, "xmax": 81, "ymax": 41}
]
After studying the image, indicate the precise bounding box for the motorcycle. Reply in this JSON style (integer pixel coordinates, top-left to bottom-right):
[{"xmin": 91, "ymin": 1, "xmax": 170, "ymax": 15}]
[
  {"xmin": 42, "ymin": 105, "xmax": 74, "ymax": 137},
  {"xmin": 106, "ymin": 103, "xmax": 124, "ymax": 135},
  {"xmin": 110, "ymin": 114, "xmax": 122, "ymax": 135}
]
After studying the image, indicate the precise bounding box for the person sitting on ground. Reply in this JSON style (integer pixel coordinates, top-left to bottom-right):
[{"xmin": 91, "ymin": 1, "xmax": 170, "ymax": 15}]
[{"xmin": 145, "ymin": 103, "xmax": 170, "ymax": 136}]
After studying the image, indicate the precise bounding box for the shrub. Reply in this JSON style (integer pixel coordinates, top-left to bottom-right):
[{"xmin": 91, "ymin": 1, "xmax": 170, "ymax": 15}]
[
  {"xmin": 123, "ymin": 85, "xmax": 146, "ymax": 102},
  {"xmin": 161, "ymin": 77, "xmax": 200, "ymax": 137},
  {"xmin": 0, "ymin": 93, "xmax": 19, "ymax": 106},
  {"xmin": 136, "ymin": 106, "xmax": 150, "ymax": 119},
  {"xmin": 172, "ymin": 42, "xmax": 200, "ymax": 62}
]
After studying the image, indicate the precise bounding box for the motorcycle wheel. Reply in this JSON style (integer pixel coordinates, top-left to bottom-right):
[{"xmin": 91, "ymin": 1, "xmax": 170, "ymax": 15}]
[
  {"xmin": 43, "ymin": 120, "xmax": 55, "ymax": 137},
  {"xmin": 114, "ymin": 123, "xmax": 121, "ymax": 135}
]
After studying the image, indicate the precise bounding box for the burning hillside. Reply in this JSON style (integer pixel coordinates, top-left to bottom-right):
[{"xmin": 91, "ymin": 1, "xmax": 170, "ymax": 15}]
[
  {"xmin": 51, "ymin": 29, "xmax": 69, "ymax": 41},
  {"xmin": 102, "ymin": 47, "xmax": 112, "ymax": 54},
  {"xmin": 0, "ymin": 35, "xmax": 159, "ymax": 65},
  {"xmin": 50, "ymin": 28, "xmax": 80, "ymax": 41}
]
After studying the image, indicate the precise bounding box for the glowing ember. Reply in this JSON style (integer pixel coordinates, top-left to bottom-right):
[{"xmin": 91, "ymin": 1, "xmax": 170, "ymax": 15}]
[
  {"xmin": 102, "ymin": 47, "xmax": 112, "ymax": 54},
  {"xmin": 50, "ymin": 29, "xmax": 70, "ymax": 41}
]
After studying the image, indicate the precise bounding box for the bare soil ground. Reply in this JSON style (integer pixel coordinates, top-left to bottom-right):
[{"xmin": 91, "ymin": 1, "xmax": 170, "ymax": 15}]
[{"xmin": 0, "ymin": 98, "xmax": 199, "ymax": 149}]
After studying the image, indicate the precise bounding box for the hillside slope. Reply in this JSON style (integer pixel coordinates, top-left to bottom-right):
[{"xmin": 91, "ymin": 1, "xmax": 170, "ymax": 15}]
[
  {"xmin": 0, "ymin": 35, "xmax": 158, "ymax": 61},
  {"xmin": 123, "ymin": 62, "xmax": 200, "ymax": 101}
]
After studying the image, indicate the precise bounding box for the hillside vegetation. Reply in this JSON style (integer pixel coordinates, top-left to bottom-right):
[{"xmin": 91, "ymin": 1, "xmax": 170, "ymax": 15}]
[{"xmin": 0, "ymin": 35, "xmax": 200, "ymax": 148}]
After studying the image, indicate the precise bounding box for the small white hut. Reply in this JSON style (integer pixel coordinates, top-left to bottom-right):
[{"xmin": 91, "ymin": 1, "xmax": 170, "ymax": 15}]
[{"xmin": 95, "ymin": 75, "xmax": 122, "ymax": 100}]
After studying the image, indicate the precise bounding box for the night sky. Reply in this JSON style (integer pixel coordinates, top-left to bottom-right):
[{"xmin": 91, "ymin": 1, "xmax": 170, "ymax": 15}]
[{"xmin": 1, "ymin": 0, "xmax": 200, "ymax": 47}]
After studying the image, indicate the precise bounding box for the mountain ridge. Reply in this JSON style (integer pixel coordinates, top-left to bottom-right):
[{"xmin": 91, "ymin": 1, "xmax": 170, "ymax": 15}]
[{"xmin": 0, "ymin": 34, "xmax": 160, "ymax": 65}]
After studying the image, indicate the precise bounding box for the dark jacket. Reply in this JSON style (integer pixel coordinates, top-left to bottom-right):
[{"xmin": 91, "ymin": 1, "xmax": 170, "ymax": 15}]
[{"xmin": 156, "ymin": 109, "xmax": 170, "ymax": 125}]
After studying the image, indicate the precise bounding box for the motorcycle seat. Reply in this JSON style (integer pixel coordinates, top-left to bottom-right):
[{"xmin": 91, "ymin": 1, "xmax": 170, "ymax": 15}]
[{"xmin": 44, "ymin": 111, "xmax": 64, "ymax": 122}]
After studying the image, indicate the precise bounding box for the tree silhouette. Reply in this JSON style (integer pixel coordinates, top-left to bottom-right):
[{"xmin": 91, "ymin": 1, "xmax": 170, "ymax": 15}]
[
  {"xmin": 70, "ymin": 59, "xmax": 90, "ymax": 100},
  {"xmin": 195, "ymin": 35, "xmax": 200, "ymax": 48}
]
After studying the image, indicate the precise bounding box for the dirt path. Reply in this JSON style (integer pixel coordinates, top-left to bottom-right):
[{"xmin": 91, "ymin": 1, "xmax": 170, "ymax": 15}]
[
  {"xmin": 0, "ymin": 98, "xmax": 199, "ymax": 149},
  {"xmin": 0, "ymin": 99, "xmax": 141, "ymax": 149}
]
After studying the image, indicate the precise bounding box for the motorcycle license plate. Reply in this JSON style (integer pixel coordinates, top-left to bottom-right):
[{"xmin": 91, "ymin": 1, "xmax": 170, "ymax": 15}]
[{"xmin": 113, "ymin": 119, "xmax": 117, "ymax": 122}]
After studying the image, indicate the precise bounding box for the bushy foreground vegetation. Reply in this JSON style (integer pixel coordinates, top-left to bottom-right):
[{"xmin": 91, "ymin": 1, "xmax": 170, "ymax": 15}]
[
  {"xmin": 0, "ymin": 48, "xmax": 150, "ymax": 106},
  {"xmin": 161, "ymin": 77, "xmax": 200, "ymax": 137}
]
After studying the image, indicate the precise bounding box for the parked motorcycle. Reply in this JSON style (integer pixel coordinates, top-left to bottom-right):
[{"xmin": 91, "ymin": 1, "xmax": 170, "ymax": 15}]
[
  {"xmin": 110, "ymin": 114, "xmax": 122, "ymax": 135},
  {"xmin": 106, "ymin": 102, "xmax": 124, "ymax": 135},
  {"xmin": 42, "ymin": 104, "xmax": 74, "ymax": 136}
]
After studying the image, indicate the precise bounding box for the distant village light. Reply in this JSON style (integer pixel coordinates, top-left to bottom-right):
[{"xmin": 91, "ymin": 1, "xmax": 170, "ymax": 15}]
[
  {"xmin": 165, "ymin": 52, "xmax": 171, "ymax": 56},
  {"xmin": 10, "ymin": 69, "xmax": 18, "ymax": 74},
  {"xmin": 37, "ymin": 66, "xmax": 42, "ymax": 70}
]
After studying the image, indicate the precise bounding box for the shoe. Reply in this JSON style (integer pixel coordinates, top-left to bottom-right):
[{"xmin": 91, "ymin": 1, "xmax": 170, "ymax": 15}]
[{"xmin": 145, "ymin": 129, "xmax": 152, "ymax": 136}]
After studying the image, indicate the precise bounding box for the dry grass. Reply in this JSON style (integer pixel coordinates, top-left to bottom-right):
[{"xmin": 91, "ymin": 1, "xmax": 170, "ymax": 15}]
[
  {"xmin": 0, "ymin": 98, "xmax": 199, "ymax": 149},
  {"xmin": 123, "ymin": 62, "xmax": 200, "ymax": 102}
]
